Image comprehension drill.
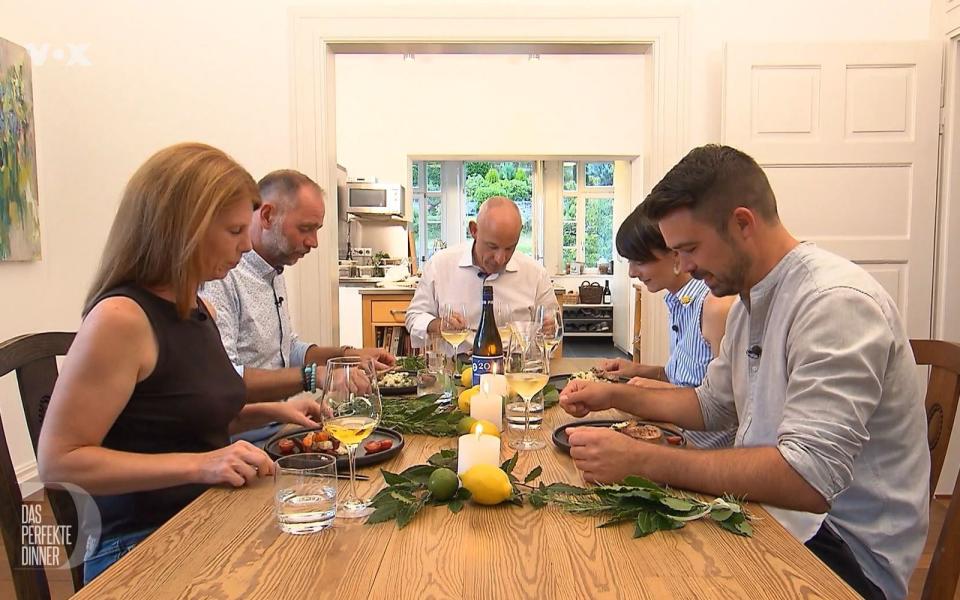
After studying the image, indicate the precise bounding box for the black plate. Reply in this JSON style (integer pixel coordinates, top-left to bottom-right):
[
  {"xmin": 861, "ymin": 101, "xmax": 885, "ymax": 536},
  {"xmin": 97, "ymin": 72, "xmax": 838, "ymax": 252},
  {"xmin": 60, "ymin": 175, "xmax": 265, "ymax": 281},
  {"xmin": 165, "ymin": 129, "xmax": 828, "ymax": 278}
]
[
  {"xmin": 553, "ymin": 419, "xmax": 686, "ymax": 452},
  {"xmin": 266, "ymin": 426, "xmax": 405, "ymax": 468},
  {"xmin": 548, "ymin": 372, "xmax": 628, "ymax": 390},
  {"xmin": 378, "ymin": 372, "xmax": 418, "ymax": 396}
]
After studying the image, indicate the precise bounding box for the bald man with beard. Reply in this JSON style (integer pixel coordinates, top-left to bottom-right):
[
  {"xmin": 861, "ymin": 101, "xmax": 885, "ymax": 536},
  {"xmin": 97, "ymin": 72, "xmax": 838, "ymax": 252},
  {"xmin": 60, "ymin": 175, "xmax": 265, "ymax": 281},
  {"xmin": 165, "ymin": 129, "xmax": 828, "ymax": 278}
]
[{"xmin": 405, "ymin": 196, "xmax": 559, "ymax": 350}]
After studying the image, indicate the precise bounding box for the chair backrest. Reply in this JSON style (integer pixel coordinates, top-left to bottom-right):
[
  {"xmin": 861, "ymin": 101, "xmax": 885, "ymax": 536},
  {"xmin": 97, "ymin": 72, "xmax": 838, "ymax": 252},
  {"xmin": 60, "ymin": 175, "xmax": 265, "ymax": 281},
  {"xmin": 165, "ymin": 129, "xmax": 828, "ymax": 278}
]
[
  {"xmin": 910, "ymin": 339, "xmax": 960, "ymax": 500},
  {"xmin": 0, "ymin": 332, "xmax": 80, "ymax": 599},
  {"xmin": 922, "ymin": 470, "xmax": 960, "ymax": 600}
]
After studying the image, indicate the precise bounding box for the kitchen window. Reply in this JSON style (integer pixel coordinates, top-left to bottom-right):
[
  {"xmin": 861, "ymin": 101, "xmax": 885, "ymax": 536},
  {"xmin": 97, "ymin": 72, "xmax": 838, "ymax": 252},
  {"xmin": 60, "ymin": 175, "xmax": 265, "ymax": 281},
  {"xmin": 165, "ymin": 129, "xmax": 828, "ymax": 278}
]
[
  {"xmin": 462, "ymin": 161, "xmax": 536, "ymax": 257},
  {"xmin": 410, "ymin": 160, "xmax": 444, "ymax": 263},
  {"xmin": 559, "ymin": 161, "xmax": 615, "ymax": 272}
]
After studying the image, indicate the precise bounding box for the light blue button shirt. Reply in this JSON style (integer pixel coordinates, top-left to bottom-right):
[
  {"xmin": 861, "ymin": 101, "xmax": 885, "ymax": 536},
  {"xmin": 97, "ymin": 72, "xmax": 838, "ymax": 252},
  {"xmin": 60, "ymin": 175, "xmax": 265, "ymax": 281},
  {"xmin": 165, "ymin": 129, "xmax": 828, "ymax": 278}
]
[
  {"xmin": 696, "ymin": 242, "xmax": 929, "ymax": 600},
  {"xmin": 200, "ymin": 250, "xmax": 312, "ymax": 370}
]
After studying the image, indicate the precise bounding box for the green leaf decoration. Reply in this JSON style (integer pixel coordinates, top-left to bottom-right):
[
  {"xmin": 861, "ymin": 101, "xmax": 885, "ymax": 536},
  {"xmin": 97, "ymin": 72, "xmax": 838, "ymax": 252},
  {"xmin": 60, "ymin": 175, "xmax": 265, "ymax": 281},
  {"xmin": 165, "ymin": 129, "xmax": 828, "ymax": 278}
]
[
  {"xmin": 427, "ymin": 449, "xmax": 459, "ymax": 470},
  {"xmin": 400, "ymin": 464, "xmax": 438, "ymax": 484},
  {"xmin": 366, "ymin": 503, "xmax": 401, "ymax": 524},
  {"xmin": 710, "ymin": 508, "xmax": 734, "ymax": 522},
  {"xmin": 501, "ymin": 452, "xmax": 520, "ymax": 475},
  {"xmin": 542, "ymin": 384, "xmax": 560, "ymax": 408},
  {"xmin": 382, "ymin": 470, "xmax": 411, "ymax": 486},
  {"xmin": 448, "ymin": 500, "xmax": 464, "ymax": 514},
  {"xmin": 524, "ymin": 466, "xmax": 543, "ymax": 483},
  {"xmin": 659, "ymin": 497, "xmax": 696, "ymax": 512},
  {"xmin": 634, "ymin": 512, "xmax": 685, "ymax": 538}
]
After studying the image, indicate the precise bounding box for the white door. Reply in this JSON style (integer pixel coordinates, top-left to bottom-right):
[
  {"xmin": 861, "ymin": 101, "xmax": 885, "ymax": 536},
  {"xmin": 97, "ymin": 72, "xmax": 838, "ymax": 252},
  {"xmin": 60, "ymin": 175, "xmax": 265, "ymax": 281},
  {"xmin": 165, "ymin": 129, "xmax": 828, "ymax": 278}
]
[{"xmin": 723, "ymin": 42, "xmax": 942, "ymax": 338}]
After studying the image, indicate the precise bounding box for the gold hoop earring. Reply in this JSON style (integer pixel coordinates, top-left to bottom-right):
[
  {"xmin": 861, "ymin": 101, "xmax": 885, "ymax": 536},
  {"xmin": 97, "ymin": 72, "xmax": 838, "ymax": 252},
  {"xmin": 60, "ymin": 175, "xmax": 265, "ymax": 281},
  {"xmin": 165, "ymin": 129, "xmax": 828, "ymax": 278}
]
[{"xmin": 673, "ymin": 263, "xmax": 681, "ymax": 276}]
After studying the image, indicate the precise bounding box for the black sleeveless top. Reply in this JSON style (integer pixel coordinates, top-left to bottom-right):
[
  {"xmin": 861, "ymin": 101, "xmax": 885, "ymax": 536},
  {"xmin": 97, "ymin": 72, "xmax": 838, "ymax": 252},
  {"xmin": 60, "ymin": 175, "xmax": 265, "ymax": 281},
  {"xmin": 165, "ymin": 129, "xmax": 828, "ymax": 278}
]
[{"xmin": 91, "ymin": 285, "xmax": 246, "ymax": 539}]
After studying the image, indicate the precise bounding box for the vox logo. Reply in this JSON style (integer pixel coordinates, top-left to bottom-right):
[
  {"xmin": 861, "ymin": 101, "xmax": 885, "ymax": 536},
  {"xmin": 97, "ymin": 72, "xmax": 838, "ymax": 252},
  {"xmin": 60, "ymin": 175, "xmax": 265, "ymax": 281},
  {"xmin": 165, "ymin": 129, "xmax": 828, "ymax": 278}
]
[{"xmin": 25, "ymin": 43, "xmax": 92, "ymax": 67}]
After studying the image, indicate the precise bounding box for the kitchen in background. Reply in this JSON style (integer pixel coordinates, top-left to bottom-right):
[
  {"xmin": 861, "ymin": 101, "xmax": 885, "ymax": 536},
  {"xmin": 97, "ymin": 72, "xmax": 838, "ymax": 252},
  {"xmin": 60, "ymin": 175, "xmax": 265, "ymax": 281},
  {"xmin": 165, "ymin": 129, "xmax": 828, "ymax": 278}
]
[{"xmin": 336, "ymin": 164, "xmax": 419, "ymax": 351}]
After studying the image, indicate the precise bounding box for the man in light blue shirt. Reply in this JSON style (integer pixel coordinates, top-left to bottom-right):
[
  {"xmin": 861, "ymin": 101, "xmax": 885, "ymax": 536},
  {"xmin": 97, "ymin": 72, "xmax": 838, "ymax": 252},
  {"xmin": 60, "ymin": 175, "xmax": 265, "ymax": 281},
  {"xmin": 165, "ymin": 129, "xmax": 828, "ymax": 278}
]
[
  {"xmin": 202, "ymin": 170, "xmax": 394, "ymax": 440},
  {"xmin": 560, "ymin": 145, "xmax": 928, "ymax": 600}
]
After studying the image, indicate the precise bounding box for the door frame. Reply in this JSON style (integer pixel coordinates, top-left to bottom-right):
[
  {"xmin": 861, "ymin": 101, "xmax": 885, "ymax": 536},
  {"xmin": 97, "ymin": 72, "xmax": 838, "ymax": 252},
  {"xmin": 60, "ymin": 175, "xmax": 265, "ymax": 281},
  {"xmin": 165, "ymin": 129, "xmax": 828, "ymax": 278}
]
[{"xmin": 289, "ymin": 3, "xmax": 686, "ymax": 360}]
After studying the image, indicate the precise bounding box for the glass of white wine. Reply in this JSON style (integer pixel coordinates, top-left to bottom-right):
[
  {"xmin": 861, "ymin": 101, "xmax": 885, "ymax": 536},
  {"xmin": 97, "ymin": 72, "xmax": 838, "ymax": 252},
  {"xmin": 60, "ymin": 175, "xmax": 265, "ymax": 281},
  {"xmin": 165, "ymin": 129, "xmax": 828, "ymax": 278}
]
[
  {"xmin": 440, "ymin": 302, "xmax": 469, "ymax": 383},
  {"xmin": 321, "ymin": 356, "xmax": 382, "ymax": 518},
  {"xmin": 495, "ymin": 300, "xmax": 513, "ymax": 350},
  {"xmin": 537, "ymin": 305, "xmax": 563, "ymax": 360},
  {"xmin": 506, "ymin": 333, "xmax": 549, "ymax": 451}
]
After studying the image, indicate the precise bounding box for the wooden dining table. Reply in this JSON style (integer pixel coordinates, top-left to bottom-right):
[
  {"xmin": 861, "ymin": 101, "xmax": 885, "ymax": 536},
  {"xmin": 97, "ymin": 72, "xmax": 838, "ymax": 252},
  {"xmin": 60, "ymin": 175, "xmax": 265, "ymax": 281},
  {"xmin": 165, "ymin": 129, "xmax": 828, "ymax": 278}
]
[{"xmin": 73, "ymin": 358, "xmax": 859, "ymax": 599}]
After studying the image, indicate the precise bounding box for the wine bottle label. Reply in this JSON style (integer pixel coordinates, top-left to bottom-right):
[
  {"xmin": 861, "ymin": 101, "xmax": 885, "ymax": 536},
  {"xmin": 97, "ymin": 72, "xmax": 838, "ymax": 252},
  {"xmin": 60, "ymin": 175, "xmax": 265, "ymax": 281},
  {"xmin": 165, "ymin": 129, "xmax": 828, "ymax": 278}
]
[{"xmin": 471, "ymin": 355, "xmax": 504, "ymax": 386}]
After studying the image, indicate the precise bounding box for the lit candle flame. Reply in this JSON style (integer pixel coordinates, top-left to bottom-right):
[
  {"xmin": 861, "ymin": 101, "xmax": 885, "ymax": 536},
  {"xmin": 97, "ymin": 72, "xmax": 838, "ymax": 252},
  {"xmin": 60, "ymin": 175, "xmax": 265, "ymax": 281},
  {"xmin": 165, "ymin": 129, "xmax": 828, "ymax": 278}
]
[
  {"xmin": 481, "ymin": 377, "xmax": 491, "ymax": 395},
  {"xmin": 475, "ymin": 424, "xmax": 484, "ymax": 439}
]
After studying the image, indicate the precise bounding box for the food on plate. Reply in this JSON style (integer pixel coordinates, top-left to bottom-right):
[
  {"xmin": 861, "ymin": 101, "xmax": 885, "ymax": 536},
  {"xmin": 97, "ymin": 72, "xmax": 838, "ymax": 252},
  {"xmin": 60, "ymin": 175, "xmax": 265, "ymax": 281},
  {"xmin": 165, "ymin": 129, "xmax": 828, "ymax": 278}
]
[
  {"xmin": 611, "ymin": 421, "xmax": 663, "ymax": 444},
  {"xmin": 362, "ymin": 439, "xmax": 394, "ymax": 454},
  {"xmin": 379, "ymin": 371, "xmax": 415, "ymax": 388},
  {"xmin": 570, "ymin": 366, "xmax": 617, "ymax": 383},
  {"xmin": 277, "ymin": 430, "xmax": 349, "ymax": 457}
]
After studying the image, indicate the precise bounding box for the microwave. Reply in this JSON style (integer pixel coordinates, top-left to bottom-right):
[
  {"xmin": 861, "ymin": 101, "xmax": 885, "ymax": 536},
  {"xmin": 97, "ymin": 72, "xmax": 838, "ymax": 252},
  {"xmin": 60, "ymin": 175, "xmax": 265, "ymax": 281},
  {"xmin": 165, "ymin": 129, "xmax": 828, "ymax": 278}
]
[{"xmin": 342, "ymin": 181, "xmax": 404, "ymax": 216}]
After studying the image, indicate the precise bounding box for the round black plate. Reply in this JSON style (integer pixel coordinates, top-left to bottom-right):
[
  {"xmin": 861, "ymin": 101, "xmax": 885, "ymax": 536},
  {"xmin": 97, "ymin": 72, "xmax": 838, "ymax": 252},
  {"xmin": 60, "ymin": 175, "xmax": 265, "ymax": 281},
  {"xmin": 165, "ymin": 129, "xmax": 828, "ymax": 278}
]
[
  {"xmin": 552, "ymin": 419, "xmax": 686, "ymax": 452},
  {"xmin": 266, "ymin": 426, "xmax": 405, "ymax": 468},
  {"xmin": 548, "ymin": 372, "xmax": 628, "ymax": 390},
  {"xmin": 378, "ymin": 372, "xmax": 418, "ymax": 396}
]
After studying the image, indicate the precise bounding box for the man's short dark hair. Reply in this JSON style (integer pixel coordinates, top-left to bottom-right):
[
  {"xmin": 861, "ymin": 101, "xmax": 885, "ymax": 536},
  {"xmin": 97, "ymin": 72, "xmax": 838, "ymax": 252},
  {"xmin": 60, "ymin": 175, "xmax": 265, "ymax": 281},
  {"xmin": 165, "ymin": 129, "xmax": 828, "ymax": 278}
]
[
  {"xmin": 258, "ymin": 169, "xmax": 322, "ymax": 210},
  {"xmin": 615, "ymin": 204, "xmax": 670, "ymax": 263},
  {"xmin": 641, "ymin": 144, "xmax": 778, "ymax": 229}
]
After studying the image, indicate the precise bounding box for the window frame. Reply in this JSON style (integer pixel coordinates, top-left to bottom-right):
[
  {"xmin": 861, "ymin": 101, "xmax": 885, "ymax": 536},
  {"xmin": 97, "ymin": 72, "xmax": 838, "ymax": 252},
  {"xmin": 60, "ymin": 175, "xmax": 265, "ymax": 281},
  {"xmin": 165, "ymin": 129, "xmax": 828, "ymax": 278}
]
[
  {"xmin": 410, "ymin": 160, "xmax": 445, "ymax": 264},
  {"xmin": 558, "ymin": 161, "xmax": 615, "ymax": 271}
]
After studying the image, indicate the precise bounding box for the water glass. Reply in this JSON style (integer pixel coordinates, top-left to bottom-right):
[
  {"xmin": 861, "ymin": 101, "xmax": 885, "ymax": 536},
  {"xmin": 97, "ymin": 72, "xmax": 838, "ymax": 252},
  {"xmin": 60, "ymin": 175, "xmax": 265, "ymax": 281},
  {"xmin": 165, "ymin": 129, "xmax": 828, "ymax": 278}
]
[
  {"xmin": 416, "ymin": 368, "xmax": 443, "ymax": 397},
  {"xmin": 275, "ymin": 453, "xmax": 337, "ymax": 534}
]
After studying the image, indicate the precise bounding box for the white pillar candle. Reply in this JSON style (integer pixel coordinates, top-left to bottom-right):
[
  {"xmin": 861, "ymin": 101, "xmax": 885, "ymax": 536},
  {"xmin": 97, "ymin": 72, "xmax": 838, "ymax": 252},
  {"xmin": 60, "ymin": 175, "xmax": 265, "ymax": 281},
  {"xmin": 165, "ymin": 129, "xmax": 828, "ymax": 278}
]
[
  {"xmin": 457, "ymin": 426, "xmax": 501, "ymax": 475},
  {"xmin": 470, "ymin": 390, "xmax": 503, "ymax": 431},
  {"xmin": 480, "ymin": 373, "xmax": 509, "ymax": 397}
]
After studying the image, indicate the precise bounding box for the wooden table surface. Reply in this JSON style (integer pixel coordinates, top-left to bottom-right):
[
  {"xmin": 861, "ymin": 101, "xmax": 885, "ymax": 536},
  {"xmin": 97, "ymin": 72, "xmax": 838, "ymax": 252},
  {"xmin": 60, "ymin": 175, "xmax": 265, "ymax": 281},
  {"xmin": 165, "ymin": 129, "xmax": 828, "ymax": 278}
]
[{"xmin": 74, "ymin": 359, "xmax": 858, "ymax": 599}]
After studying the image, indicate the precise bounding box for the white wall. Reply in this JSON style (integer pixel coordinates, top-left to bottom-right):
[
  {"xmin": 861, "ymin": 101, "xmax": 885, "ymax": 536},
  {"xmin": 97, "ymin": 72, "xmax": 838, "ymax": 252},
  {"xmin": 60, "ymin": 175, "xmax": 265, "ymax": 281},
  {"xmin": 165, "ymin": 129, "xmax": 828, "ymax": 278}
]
[
  {"xmin": 1, "ymin": 0, "xmax": 941, "ymax": 488},
  {"xmin": 335, "ymin": 53, "xmax": 647, "ymax": 193}
]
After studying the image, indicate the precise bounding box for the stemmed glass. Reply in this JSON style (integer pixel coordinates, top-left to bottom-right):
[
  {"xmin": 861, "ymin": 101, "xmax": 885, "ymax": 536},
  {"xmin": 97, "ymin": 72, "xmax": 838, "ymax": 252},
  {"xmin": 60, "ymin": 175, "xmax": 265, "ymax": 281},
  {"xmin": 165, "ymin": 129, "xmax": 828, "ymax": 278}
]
[
  {"xmin": 506, "ymin": 333, "xmax": 548, "ymax": 451},
  {"xmin": 509, "ymin": 306, "xmax": 539, "ymax": 355},
  {"xmin": 537, "ymin": 305, "xmax": 564, "ymax": 359},
  {"xmin": 495, "ymin": 300, "xmax": 513, "ymax": 351},
  {"xmin": 440, "ymin": 302, "xmax": 468, "ymax": 384},
  {"xmin": 321, "ymin": 356, "xmax": 382, "ymax": 518}
]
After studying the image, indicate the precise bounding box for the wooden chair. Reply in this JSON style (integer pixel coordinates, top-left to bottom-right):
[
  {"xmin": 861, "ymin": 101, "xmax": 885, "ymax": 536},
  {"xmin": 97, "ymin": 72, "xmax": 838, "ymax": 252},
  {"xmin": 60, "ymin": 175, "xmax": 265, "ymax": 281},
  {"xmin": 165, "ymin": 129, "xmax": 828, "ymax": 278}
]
[
  {"xmin": 910, "ymin": 339, "xmax": 960, "ymax": 600},
  {"xmin": 0, "ymin": 332, "xmax": 82, "ymax": 599},
  {"xmin": 910, "ymin": 339, "xmax": 960, "ymax": 500}
]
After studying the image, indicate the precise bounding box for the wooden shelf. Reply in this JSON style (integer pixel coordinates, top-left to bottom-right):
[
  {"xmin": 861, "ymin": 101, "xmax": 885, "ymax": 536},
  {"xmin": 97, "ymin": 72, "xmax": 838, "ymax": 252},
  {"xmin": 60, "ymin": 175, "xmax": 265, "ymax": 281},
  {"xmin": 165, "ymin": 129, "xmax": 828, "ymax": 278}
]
[{"xmin": 562, "ymin": 303, "xmax": 613, "ymax": 309}]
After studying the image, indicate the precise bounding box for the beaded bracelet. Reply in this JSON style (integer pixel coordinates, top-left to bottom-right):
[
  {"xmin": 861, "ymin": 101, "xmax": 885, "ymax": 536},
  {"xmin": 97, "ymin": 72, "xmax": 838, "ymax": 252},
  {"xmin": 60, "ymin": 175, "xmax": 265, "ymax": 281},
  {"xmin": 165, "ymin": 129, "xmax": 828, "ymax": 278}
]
[{"xmin": 302, "ymin": 362, "xmax": 318, "ymax": 393}]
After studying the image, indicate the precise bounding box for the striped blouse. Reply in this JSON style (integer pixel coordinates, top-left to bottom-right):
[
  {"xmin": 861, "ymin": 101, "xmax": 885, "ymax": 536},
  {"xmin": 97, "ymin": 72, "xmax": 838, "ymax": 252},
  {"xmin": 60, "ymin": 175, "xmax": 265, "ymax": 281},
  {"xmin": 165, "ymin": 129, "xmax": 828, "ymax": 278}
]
[{"xmin": 664, "ymin": 278, "xmax": 736, "ymax": 449}]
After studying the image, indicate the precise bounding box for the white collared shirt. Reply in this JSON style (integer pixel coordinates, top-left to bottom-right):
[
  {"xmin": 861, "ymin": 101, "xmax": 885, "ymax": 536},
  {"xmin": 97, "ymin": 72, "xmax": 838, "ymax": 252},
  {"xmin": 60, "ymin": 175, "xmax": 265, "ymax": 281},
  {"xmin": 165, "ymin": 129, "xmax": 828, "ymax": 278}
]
[{"xmin": 405, "ymin": 241, "xmax": 559, "ymax": 349}]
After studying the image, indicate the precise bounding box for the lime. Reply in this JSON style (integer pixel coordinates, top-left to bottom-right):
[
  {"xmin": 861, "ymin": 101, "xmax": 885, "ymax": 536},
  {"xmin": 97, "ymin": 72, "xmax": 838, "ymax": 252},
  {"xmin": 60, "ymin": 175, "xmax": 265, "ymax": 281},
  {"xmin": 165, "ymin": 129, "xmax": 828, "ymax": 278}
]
[
  {"xmin": 427, "ymin": 467, "xmax": 459, "ymax": 501},
  {"xmin": 460, "ymin": 464, "xmax": 513, "ymax": 505},
  {"xmin": 456, "ymin": 416, "xmax": 478, "ymax": 435}
]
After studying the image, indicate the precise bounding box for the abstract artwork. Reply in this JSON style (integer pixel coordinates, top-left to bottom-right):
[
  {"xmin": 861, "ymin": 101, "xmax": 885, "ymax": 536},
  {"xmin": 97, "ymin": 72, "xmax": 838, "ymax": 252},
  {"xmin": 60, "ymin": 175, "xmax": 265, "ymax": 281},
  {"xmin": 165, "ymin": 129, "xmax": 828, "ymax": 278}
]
[{"xmin": 0, "ymin": 37, "xmax": 41, "ymax": 261}]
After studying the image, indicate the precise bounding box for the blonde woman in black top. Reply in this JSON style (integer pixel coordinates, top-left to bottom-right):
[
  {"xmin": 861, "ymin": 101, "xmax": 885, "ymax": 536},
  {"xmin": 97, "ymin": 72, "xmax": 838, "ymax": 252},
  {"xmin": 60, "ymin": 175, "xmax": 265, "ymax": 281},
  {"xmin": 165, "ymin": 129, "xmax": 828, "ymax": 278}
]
[{"xmin": 37, "ymin": 143, "xmax": 325, "ymax": 583}]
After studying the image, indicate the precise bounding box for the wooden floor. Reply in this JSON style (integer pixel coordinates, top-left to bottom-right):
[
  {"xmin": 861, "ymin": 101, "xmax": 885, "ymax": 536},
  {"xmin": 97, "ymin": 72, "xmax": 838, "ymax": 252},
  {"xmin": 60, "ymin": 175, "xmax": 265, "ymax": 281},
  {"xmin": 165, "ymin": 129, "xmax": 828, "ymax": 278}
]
[{"xmin": 0, "ymin": 494, "xmax": 951, "ymax": 599}]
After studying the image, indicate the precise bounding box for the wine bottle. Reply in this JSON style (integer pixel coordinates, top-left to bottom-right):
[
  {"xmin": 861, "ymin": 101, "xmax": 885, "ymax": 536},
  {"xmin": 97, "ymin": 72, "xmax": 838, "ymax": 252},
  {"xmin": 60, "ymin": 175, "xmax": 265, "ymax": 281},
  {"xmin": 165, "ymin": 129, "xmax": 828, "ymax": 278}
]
[
  {"xmin": 602, "ymin": 280, "xmax": 612, "ymax": 304},
  {"xmin": 472, "ymin": 285, "xmax": 503, "ymax": 386}
]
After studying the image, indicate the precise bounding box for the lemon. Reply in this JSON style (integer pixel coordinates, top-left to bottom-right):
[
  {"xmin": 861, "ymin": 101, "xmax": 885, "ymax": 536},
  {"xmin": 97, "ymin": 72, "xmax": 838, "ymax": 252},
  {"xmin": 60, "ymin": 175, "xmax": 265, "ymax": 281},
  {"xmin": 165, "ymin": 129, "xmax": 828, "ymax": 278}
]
[
  {"xmin": 456, "ymin": 416, "xmax": 478, "ymax": 435},
  {"xmin": 460, "ymin": 464, "xmax": 513, "ymax": 505},
  {"xmin": 460, "ymin": 366, "xmax": 473, "ymax": 388},
  {"xmin": 458, "ymin": 385, "xmax": 480, "ymax": 412},
  {"xmin": 469, "ymin": 419, "xmax": 500, "ymax": 438},
  {"xmin": 427, "ymin": 468, "xmax": 460, "ymax": 501}
]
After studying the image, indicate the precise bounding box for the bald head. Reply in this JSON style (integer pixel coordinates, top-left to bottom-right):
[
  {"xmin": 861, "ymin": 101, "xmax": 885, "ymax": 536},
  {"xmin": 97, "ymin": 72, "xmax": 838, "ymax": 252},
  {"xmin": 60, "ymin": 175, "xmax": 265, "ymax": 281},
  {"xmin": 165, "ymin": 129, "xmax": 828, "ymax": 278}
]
[{"xmin": 469, "ymin": 196, "xmax": 523, "ymax": 274}]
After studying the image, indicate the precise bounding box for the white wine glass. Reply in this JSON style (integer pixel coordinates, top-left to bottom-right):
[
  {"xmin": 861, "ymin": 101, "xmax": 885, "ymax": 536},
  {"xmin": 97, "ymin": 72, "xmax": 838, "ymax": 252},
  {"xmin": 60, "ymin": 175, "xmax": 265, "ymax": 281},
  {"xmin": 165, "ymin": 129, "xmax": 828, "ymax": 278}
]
[
  {"xmin": 321, "ymin": 356, "xmax": 382, "ymax": 518},
  {"xmin": 537, "ymin": 305, "xmax": 563, "ymax": 360},
  {"xmin": 495, "ymin": 300, "xmax": 513, "ymax": 351},
  {"xmin": 440, "ymin": 302, "xmax": 468, "ymax": 384},
  {"xmin": 506, "ymin": 333, "xmax": 548, "ymax": 451}
]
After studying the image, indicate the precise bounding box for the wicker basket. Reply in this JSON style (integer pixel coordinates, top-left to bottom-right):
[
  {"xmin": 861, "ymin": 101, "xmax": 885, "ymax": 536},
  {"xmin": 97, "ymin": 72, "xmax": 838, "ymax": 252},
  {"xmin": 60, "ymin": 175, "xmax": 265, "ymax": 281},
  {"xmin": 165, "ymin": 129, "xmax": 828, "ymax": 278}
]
[
  {"xmin": 557, "ymin": 291, "xmax": 580, "ymax": 305},
  {"xmin": 579, "ymin": 281, "xmax": 604, "ymax": 304}
]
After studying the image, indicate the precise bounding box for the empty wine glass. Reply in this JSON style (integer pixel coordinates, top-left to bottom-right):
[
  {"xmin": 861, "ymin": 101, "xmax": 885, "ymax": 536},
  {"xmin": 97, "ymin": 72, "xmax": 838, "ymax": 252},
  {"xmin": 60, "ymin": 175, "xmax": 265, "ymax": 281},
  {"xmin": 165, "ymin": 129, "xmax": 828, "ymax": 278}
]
[
  {"xmin": 509, "ymin": 305, "xmax": 539, "ymax": 355},
  {"xmin": 506, "ymin": 333, "xmax": 548, "ymax": 451},
  {"xmin": 537, "ymin": 305, "xmax": 563, "ymax": 358},
  {"xmin": 321, "ymin": 356, "xmax": 382, "ymax": 518}
]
